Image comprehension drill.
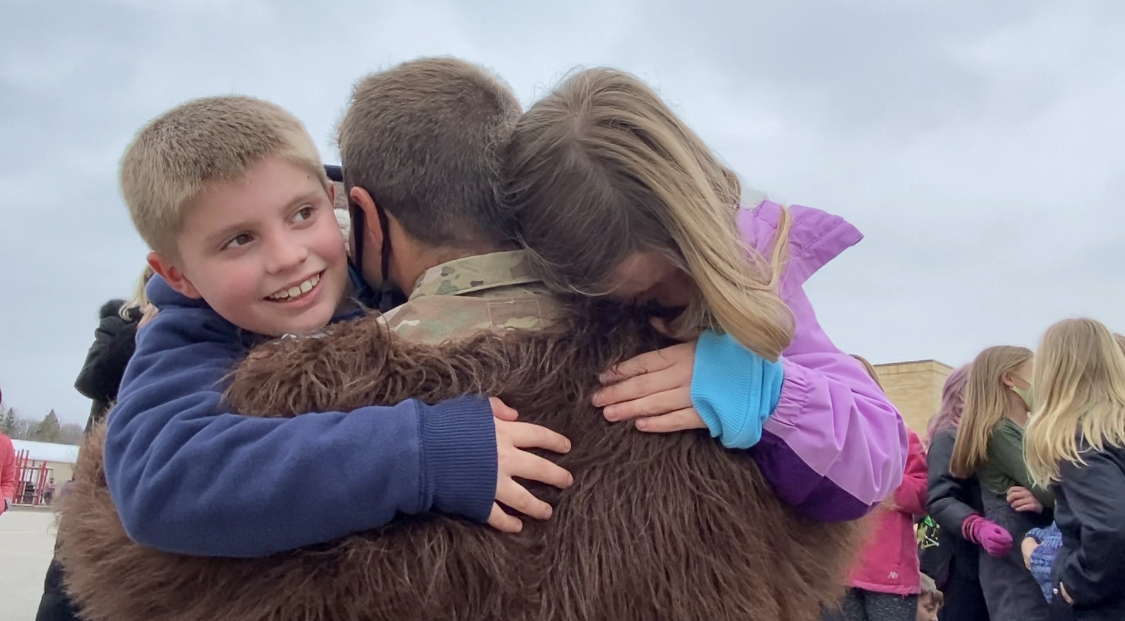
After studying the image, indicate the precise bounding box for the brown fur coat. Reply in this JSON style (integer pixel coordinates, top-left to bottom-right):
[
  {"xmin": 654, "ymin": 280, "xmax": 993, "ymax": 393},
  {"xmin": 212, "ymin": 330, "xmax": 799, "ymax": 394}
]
[{"xmin": 57, "ymin": 302, "xmax": 861, "ymax": 621}]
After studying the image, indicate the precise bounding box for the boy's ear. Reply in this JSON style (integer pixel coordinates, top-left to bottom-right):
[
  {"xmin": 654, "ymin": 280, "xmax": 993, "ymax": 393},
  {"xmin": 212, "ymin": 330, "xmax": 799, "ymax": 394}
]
[{"xmin": 146, "ymin": 251, "xmax": 202, "ymax": 300}]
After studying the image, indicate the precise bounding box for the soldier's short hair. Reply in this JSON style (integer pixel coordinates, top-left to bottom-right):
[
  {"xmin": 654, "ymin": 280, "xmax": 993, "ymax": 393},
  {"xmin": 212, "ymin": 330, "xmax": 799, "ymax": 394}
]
[{"xmin": 337, "ymin": 58, "xmax": 522, "ymax": 249}]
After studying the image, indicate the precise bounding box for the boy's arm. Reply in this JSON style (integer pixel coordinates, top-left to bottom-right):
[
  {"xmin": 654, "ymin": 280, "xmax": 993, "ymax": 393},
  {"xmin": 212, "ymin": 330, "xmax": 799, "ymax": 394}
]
[
  {"xmin": 1056, "ymin": 452, "xmax": 1125, "ymax": 608},
  {"xmin": 105, "ymin": 307, "xmax": 497, "ymax": 558}
]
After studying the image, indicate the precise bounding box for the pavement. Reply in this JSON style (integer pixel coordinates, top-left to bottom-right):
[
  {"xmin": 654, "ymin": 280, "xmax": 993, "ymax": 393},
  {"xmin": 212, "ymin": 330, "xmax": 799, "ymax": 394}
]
[{"xmin": 0, "ymin": 509, "xmax": 57, "ymax": 621}]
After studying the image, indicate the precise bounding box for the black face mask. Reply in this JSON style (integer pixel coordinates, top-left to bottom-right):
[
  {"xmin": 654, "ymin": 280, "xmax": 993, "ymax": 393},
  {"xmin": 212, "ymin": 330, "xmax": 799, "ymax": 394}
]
[{"xmin": 329, "ymin": 164, "xmax": 406, "ymax": 313}]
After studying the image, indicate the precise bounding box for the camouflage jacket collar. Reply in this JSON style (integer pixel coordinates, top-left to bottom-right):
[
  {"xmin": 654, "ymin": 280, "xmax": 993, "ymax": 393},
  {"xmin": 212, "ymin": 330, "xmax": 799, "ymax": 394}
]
[{"xmin": 409, "ymin": 250, "xmax": 543, "ymax": 299}]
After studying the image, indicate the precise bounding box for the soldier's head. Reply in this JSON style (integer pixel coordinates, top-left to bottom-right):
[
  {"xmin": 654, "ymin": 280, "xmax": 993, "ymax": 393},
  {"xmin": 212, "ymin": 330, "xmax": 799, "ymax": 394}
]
[{"xmin": 337, "ymin": 57, "xmax": 522, "ymax": 296}]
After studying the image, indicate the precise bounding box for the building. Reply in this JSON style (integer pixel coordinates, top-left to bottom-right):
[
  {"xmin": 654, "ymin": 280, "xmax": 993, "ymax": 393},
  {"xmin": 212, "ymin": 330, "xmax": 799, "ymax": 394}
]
[
  {"xmin": 11, "ymin": 439, "xmax": 80, "ymax": 506},
  {"xmin": 872, "ymin": 359, "xmax": 955, "ymax": 435}
]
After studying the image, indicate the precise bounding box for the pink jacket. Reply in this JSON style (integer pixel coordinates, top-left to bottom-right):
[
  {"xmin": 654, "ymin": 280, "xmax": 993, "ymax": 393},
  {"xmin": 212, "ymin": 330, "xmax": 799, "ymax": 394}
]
[
  {"xmin": 1, "ymin": 433, "xmax": 16, "ymax": 514},
  {"xmin": 740, "ymin": 201, "xmax": 909, "ymax": 520},
  {"xmin": 845, "ymin": 430, "xmax": 929, "ymax": 594}
]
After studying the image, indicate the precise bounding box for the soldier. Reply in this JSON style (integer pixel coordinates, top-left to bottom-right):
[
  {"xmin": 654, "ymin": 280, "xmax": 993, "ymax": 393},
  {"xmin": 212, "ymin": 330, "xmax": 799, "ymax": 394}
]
[{"xmin": 337, "ymin": 58, "xmax": 564, "ymax": 344}]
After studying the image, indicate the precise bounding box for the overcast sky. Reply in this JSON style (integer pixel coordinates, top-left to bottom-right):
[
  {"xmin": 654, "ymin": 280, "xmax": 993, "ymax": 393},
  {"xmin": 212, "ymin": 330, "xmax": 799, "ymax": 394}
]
[{"xmin": 2, "ymin": 0, "xmax": 1122, "ymax": 426}]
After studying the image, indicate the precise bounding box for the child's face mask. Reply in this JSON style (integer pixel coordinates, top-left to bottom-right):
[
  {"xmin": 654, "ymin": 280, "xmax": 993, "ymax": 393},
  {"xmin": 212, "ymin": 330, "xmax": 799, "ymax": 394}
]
[{"xmin": 1010, "ymin": 374, "xmax": 1033, "ymax": 409}]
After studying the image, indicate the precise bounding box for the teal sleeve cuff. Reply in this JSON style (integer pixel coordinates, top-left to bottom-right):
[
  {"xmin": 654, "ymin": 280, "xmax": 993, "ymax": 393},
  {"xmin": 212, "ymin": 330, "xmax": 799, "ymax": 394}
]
[{"xmin": 690, "ymin": 330, "xmax": 784, "ymax": 449}]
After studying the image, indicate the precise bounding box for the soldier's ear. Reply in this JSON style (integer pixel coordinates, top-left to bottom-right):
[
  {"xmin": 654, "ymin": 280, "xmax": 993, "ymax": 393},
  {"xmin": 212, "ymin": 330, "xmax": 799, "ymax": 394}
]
[{"xmin": 348, "ymin": 186, "xmax": 385, "ymax": 250}]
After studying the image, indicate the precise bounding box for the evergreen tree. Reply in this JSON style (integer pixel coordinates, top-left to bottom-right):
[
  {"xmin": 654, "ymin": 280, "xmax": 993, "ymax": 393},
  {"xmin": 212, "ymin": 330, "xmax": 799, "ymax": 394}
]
[{"xmin": 32, "ymin": 410, "xmax": 62, "ymax": 443}]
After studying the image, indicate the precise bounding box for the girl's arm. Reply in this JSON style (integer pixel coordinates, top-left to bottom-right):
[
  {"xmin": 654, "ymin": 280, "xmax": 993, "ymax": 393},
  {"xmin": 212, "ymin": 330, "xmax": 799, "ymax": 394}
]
[
  {"xmin": 926, "ymin": 430, "xmax": 979, "ymax": 534},
  {"xmin": 891, "ymin": 431, "xmax": 929, "ymax": 516},
  {"xmin": 988, "ymin": 423, "xmax": 1055, "ymax": 507},
  {"xmin": 1056, "ymin": 450, "xmax": 1125, "ymax": 608}
]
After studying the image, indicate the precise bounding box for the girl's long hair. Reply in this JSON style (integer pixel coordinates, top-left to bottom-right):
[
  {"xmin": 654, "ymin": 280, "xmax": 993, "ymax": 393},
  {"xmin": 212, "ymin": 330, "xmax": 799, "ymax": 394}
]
[
  {"xmin": 1024, "ymin": 319, "xmax": 1125, "ymax": 487},
  {"xmin": 502, "ymin": 68, "xmax": 794, "ymax": 360},
  {"xmin": 949, "ymin": 346, "xmax": 1033, "ymax": 478},
  {"xmin": 120, "ymin": 265, "xmax": 155, "ymax": 320},
  {"xmin": 924, "ymin": 364, "xmax": 971, "ymax": 448}
]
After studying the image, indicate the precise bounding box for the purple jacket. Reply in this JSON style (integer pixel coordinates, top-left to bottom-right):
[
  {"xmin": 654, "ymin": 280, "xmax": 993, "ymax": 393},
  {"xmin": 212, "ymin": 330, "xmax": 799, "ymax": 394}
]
[{"xmin": 740, "ymin": 200, "xmax": 908, "ymax": 521}]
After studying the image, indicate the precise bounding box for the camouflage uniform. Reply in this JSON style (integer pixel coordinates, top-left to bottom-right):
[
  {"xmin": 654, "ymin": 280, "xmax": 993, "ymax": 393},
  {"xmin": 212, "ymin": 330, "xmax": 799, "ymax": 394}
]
[{"xmin": 382, "ymin": 250, "xmax": 564, "ymax": 344}]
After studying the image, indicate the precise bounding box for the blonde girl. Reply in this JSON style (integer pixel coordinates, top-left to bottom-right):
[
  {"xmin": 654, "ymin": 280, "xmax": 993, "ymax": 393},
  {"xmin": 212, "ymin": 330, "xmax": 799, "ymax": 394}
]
[
  {"xmin": 950, "ymin": 345, "xmax": 1052, "ymax": 621},
  {"xmin": 1024, "ymin": 318, "xmax": 1125, "ymax": 620},
  {"xmin": 502, "ymin": 67, "xmax": 907, "ymax": 522}
]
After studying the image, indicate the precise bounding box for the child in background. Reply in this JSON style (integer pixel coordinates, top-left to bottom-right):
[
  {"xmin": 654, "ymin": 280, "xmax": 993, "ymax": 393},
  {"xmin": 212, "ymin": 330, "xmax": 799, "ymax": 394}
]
[
  {"xmin": 1022, "ymin": 522, "xmax": 1063, "ymax": 603},
  {"xmin": 503, "ymin": 67, "xmax": 907, "ymax": 522},
  {"xmin": 104, "ymin": 95, "xmax": 573, "ymax": 558},
  {"xmin": 950, "ymin": 345, "xmax": 1052, "ymax": 621},
  {"xmin": 1024, "ymin": 318, "xmax": 1125, "ymax": 620},
  {"xmin": 917, "ymin": 574, "xmax": 944, "ymax": 621},
  {"xmin": 825, "ymin": 356, "xmax": 929, "ymax": 621}
]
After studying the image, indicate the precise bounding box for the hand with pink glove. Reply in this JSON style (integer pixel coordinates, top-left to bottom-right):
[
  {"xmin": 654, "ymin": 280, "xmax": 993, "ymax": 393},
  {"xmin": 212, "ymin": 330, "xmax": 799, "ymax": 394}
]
[{"xmin": 962, "ymin": 514, "xmax": 1013, "ymax": 557}]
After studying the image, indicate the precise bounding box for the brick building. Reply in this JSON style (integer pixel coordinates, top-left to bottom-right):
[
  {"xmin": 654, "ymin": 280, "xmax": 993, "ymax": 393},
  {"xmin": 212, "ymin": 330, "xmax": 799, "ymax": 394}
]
[{"xmin": 871, "ymin": 360, "xmax": 955, "ymax": 435}]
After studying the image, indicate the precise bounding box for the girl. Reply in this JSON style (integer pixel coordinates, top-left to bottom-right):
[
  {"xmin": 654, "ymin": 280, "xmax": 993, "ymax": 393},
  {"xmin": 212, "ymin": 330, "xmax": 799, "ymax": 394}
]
[
  {"xmin": 950, "ymin": 346, "xmax": 1053, "ymax": 621},
  {"xmin": 502, "ymin": 67, "xmax": 907, "ymax": 522},
  {"xmin": 827, "ymin": 357, "xmax": 929, "ymax": 621},
  {"xmin": 924, "ymin": 365, "xmax": 1000, "ymax": 621},
  {"xmin": 1024, "ymin": 318, "xmax": 1125, "ymax": 620}
]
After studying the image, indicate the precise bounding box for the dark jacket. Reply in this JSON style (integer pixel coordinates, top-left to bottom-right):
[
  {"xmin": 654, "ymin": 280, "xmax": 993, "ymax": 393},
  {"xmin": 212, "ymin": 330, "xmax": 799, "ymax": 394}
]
[
  {"xmin": 1052, "ymin": 441, "xmax": 1125, "ymax": 619},
  {"xmin": 925, "ymin": 429, "xmax": 984, "ymax": 584},
  {"xmin": 103, "ymin": 276, "xmax": 497, "ymax": 557},
  {"xmin": 75, "ymin": 299, "xmax": 141, "ymax": 431}
]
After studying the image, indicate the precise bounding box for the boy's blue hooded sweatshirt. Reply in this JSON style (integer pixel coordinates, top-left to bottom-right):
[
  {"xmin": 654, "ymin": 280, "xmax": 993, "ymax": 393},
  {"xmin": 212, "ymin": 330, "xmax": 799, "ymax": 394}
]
[{"xmin": 103, "ymin": 276, "xmax": 497, "ymax": 558}]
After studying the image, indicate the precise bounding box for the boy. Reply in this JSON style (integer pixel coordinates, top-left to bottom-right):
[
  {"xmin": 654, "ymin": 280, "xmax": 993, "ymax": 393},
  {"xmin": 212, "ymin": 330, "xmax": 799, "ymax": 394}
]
[
  {"xmin": 105, "ymin": 96, "xmax": 572, "ymax": 557},
  {"xmin": 917, "ymin": 573, "xmax": 944, "ymax": 621}
]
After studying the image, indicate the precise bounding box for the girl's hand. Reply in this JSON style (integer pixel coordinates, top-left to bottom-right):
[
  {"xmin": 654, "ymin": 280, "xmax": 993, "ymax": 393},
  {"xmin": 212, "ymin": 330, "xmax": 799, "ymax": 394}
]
[
  {"xmin": 1007, "ymin": 486, "xmax": 1044, "ymax": 513},
  {"xmin": 1021, "ymin": 537, "xmax": 1039, "ymax": 570},
  {"xmin": 592, "ymin": 340, "xmax": 706, "ymax": 433},
  {"xmin": 1059, "ymin": 582, "xmax": 1074, "ymax": 605},
  {"xmin": 138, "ymin": 303, "xmax": 158, "ymax": 328}
]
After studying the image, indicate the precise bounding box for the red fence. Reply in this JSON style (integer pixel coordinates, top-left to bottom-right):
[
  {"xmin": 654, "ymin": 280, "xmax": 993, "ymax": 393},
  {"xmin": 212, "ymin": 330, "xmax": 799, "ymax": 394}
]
[{"xmin": 14, "ymin": 449, "xmax": 55, "ymax": 506}]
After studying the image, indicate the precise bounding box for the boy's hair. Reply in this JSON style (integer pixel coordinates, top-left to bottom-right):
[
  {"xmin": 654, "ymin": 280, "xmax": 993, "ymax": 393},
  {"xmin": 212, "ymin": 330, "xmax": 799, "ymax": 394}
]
[
  {"xmin": 336, "ymin": 57, "xmax": 521, "ymax": 249},
  {"xmin": 950, "ymin": 345, "xmax": 1033, "ymax": 478},
  {"xmin": 120, "ymin": 96, "xmax": 327, "ymax": 259},
  {"xmin": 1025, "ymin": 318, "xmax": 1125, "ymax": 486},
  {"xmin": 919, "ymin": 573, "xmax": 944, "ymax": 607},
  {"xmin": 502, "ymin": 68, "xmax": 794, "ymax": 361}
]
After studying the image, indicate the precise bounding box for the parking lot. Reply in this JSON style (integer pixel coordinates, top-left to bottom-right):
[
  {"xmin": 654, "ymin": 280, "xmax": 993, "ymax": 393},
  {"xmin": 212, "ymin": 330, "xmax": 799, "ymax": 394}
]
[{"xmin": 0, "ymin": 510, "xmax": 57, "ymax": 621}]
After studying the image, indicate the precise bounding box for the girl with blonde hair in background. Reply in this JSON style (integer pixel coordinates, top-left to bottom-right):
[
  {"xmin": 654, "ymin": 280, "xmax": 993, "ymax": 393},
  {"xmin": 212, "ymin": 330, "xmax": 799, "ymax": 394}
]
[
  {"xmin": 503, "ymin": 67, "xmax": 907, "ymax": 523},
  {"xmin": 950, "ymin": 346, "xmax": 1053, "ymax": 620},
  {"xmin": 1024, "ymin": 319, "xmax": 1125, "ymax": 621}
]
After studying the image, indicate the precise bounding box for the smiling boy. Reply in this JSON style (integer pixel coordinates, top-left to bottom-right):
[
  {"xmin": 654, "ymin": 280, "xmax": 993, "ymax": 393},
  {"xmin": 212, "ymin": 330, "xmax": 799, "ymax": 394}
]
[{"xmin": 103, "ymin": 96, "xmax": 571, "ymax": 557}]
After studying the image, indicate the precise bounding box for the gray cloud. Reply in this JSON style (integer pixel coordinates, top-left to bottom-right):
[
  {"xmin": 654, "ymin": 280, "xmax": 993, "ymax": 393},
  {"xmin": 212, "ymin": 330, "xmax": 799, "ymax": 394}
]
[{"xmin": 2, "ymin": 0, "xmax": 1122, "ymax": 425}]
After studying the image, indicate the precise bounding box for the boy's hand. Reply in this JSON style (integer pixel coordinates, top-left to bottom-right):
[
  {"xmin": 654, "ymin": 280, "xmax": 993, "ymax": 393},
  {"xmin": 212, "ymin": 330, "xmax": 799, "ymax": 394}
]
[
  {"xmin": 487, "ymin": 398, "xmax": 573, "ymax": 534},
  {"xmin": 1007, "ymin": 486, "xmax": 1044, "ymax": 513},
  {"xmin": 1021, "ymin": 537, "xmax": 1039, "ymax": 570},
  {"xmin": 592, "ymin": 338, "xmax": 705, "ymax": 434}
]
